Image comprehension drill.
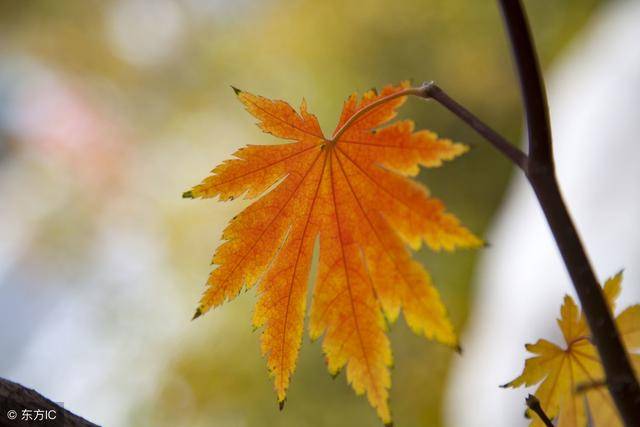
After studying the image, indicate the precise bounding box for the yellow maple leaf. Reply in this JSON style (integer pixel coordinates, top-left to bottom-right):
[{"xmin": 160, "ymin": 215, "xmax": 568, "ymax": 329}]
[
  {"xmin": 184, "ymin": 82, "xmax": 481, "ymax": 424},
  {"xmin": 503, "ymin": 272, "xmax": 640, "ymax": 427}
]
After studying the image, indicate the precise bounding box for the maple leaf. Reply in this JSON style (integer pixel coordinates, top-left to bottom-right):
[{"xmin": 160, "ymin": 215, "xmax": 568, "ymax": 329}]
[
  {"xmin": 503, "ymin": 272, "xmax": 640, "ymax": 427},
  {"xmin": 184, "ymin": 82, "xmax": 481, "ymax": 424}
]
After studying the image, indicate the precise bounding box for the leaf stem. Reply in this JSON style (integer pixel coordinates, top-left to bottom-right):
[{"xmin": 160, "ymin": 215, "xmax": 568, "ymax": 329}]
[
  {"xmin": 329, "ymin": 87, "xmax": 423, "ymax": 143},
  {"xmin": 330, "ymin": 82, "xmax": 530, "ymax": 172}
]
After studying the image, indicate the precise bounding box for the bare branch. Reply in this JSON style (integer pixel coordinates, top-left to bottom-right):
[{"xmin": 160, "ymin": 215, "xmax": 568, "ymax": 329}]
[
  {"xmin": 498, "ymin": 0, "xmax": 553, "ymax": 166},
  {"xmin": 497, "ymin": 1, "xmax": 640, "ymax": 424},
  {"xmin": 416, "ymin": 82, "xmax": 528, "ymax": 170},
  {"xmin": 0, "ymin": 377, "xmax": 98, "ymax": 427},
  {"xmin": 525, "ymin": 394, "xmax": 554, "ymax": 427}
]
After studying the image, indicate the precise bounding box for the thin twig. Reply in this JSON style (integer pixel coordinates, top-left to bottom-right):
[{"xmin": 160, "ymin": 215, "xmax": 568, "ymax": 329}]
[
  {"xmin": 416, "ymin": 82, "xmax": 528, "ymax": 170},
  {"xmin": 525, "ymin": 394, "xmax": 554, "ymax": 427},
  {"xmin": 331, "ymin": 82, "xmax": 530, "ymax": 173}
]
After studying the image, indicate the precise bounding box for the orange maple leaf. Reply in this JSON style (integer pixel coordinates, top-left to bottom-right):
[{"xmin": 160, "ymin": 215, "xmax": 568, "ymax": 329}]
[{"xmin": 184, "ymin": 81, "xmax": 481, "ymax": 424}]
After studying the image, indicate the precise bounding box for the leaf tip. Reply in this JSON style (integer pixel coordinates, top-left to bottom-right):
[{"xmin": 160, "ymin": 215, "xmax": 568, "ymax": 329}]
[
  {"xmin": 182, "ymin": 190, "xmax": 194, "ymax": 199},
  {"xmin": 330, "ymin": 368, "xmax": 342, "ymax": 380}
]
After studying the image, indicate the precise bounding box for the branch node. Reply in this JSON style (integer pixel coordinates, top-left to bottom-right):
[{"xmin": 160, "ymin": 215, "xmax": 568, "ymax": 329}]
[
  {"xmin": 525, "ymin": 394, "xmax": 554, "ymax": 427},
  {"xmin": 415, "ymin": 82, "xmax": 528, "ymax": 170}
]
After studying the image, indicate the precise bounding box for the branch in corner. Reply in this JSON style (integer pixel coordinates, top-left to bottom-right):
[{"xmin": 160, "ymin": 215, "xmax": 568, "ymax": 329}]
[{"xmin": 0, "ymin": 377, "xmax": 99, "ymax": 427}]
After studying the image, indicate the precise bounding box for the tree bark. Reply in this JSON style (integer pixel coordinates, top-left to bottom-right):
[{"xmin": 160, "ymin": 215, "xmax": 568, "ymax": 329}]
[{"xmin": 0, "ymin": 377, "xmax": 98, "ymax": 427}]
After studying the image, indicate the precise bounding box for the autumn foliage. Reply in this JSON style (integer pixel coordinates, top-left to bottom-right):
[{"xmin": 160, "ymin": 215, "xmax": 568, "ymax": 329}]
[
  {"xmin": 184, "ymin": 82, "xmax": 481, "ymax": 423},
  {"xmin": 504, "ymin": 272, "xmax": 640, "ymax": 427}
]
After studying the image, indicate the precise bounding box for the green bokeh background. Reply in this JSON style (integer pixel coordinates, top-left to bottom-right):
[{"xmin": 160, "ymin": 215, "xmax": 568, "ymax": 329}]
[{"xmin": 0, "ymin": 0, "xmax": 604, "ymax": 425}]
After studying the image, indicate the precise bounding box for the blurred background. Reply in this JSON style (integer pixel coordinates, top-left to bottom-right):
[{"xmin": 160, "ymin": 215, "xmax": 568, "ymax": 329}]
[{"xmin": 1, "ymin": 0, "xmax": 635, "ymax": 426}]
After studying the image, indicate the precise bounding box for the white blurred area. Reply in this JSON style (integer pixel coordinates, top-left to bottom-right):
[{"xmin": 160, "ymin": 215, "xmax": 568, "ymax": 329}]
[
  {"xmin": 106, "ymin": 0, "xmax": 185, "ymax": 67},
  {"xmin": 0, "ymin": 1, "xmax": 253, "ymax": 425},
  {"xmin": 446, "ymin": 1, "xmax": 640, "ymax": 426}
]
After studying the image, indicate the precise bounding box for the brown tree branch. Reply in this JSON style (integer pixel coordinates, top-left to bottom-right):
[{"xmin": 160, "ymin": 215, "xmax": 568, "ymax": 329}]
[
  {"xmin": 497, "ymin": 1, "xmax": 640, "ymax": 425},
  {"xmin": 420, "ymin": 78, "xmax": 640, "ymax": 423},
  {"xmin": 498, "ymin": 0, "xmax": 553, "ymax": 166},
  {"xmin": 409, "ymin": 2, "xmax": 640, "ymax": 423},
  {"xmin": 416, "ymin": 79, "xmax": 640, "ymax": 427},
  {"xmin": 416, "ymin": 82, "xmax": 528, "ymax": 170},
  {"xmin": 0, "ymin": 377, "xmax": 98, "ymax": 426}
]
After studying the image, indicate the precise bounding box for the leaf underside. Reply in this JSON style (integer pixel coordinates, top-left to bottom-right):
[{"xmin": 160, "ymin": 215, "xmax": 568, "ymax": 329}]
[
  {"xmin": 185, "ymin": 82, "xmax": 481, "ymax": 423},
  {"xmin": 504, "ymin": 272, "xmax": 640, "ymax": 427}
]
